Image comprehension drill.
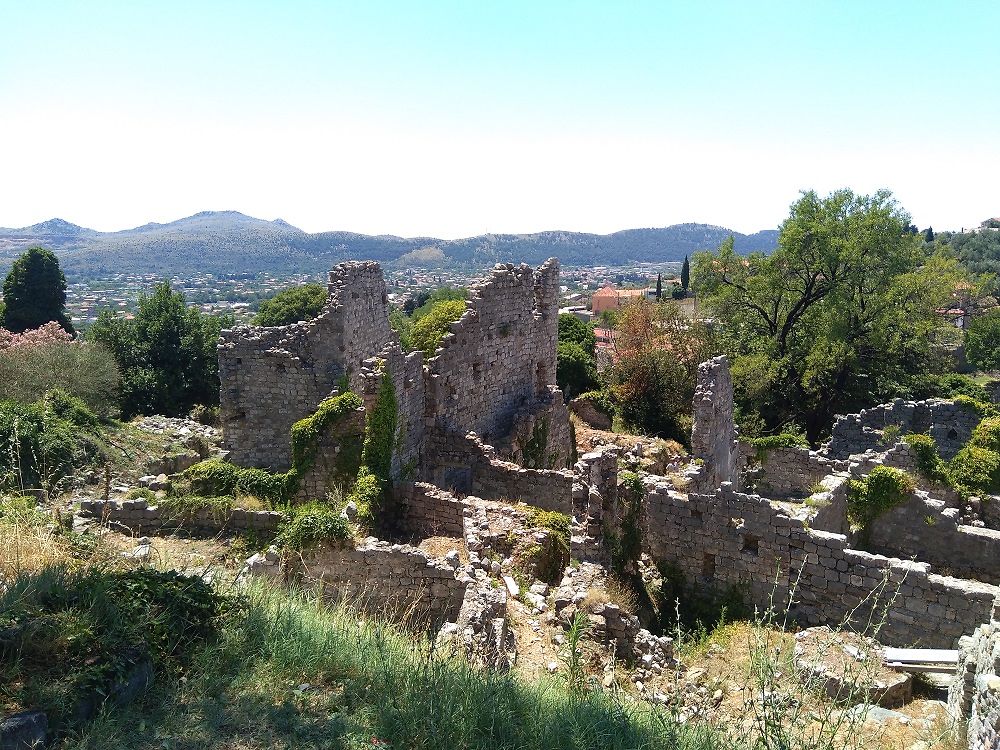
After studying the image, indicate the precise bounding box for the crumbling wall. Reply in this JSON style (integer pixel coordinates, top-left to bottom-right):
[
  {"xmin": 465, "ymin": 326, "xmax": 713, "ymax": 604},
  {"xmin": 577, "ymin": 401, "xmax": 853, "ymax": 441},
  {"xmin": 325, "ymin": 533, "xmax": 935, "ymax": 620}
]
[
  {"xmin": 950, "ymin": 600, "xmax": 1000, "ymax": 750},
  {"xmin": 219, "ymin": 262, "xmax": 393, "ymax": 470},
  {"xmin": 78, "ymin": 498, "xmax": 283, "ymax": 536},
  {"xmin": 827, "ymin": 398, "xmax": 981, "ymax": 461},
  {"xmin": 393, "ymin": 481, "xmax": 465, "ymax": 539},
  {"xmin": 423, "ymin": 431, "xmax": 573, "ymax": 513},
  {"xmin": 690, "ymin": 356, "xmax": 739, "ymax": 492},
  {"xmin": 865, "ymin": 493, "xmax": 1000, "ymax": 585},
  {"xmin": 643, "ymin": 482, "xmax": 999, "ymax": 648},
  {"xmin": 300, "ymin": 540, "xmax": 467, "ymax": 625},
  {"xmin": 752, "ymin": 445, "xmax": 848, "ymax": 499},
  {"xmin": 424, "ymin": 260, "xmax": 572, "ymax": 469}
]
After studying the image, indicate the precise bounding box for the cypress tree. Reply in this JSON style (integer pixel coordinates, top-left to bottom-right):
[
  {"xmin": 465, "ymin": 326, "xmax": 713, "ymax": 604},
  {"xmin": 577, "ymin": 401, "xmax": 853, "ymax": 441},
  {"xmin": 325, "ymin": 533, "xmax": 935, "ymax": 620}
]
[
  {"xmin": 681, "ymin": 256, "xmax": 690, "ymax": 291},
  {"xmin": 1, "ymin": 247, "xmax": 73, "ymax": 334}
]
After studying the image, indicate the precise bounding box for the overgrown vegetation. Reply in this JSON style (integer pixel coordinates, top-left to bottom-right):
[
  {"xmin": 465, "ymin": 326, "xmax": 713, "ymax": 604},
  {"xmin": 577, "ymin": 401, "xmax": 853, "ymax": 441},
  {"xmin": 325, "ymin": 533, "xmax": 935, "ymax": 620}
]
[
  {"xmin": 390, "ymin": 286, "xmax": 468, "ymax": 356},
  {"xmin": 275, "ymin": 501, "xmax": 351, "ymax": 550},
  {"xmin": 0, "ymin": 566, "xmax": 221, "ymax": 738},
  {"xmin": 252, "ymin": 282, "xmax": 328, "ymax": 326},
  {"xmin": 903, "ymin": 433, "xmax": 951, "ymax": 485},
  {"xmin": 745, "ymin": 432, "xmax": 809, "ymax": 462},
  {"xmin": 846, "ymin": 466, "xmax": 915, "ymax": 531}
]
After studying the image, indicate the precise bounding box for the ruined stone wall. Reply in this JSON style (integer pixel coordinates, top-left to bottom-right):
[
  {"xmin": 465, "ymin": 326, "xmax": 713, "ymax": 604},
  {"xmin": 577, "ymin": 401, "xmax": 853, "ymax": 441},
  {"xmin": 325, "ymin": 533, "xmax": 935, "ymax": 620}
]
[
  {"xmin": 393, "ymin": 481, "xmax": 466, "ymax": 539},
  {"xmin": 424, "ymin": 260, "xmax": 572, "ymax": 468},
  {"xmin": 78, "ymin": 498, "xmax": 283, "ymax": 536},
  {"xmin": 690, "ymin": 356, "xmax": 739, "ymax": 492},
  {"xmin": 950, "ymin": 600, "xmax": 1000, "ymax": 750},
  {"xmin": 827, "ymin": 398, "xmax": 981, "ymax": 461},
  {"xmin": 643, "ymin": 482, "xmax": 999, "ymax": 648},
  {"xmin": 301, "ymin": 539, "xmax": 468, "ymax": 625},
  {"xmin": 219, "ymin": 262, "xmax": 393, "ymax": 470},
  {"xmin": 422, "ymin": 431, "xmax": 574, "ymax": 513},
  {"xmin": 752, "ymin": 445, "xmax": 848, "ymax": 499},
  {"xmin": 865, "ymin": 493, "xmax": 1000, "ymax": 586}
]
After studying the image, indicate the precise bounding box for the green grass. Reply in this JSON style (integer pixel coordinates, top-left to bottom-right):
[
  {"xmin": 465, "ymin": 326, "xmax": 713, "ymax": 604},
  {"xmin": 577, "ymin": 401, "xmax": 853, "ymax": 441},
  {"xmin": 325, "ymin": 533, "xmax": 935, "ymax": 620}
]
[{"xmin": 62, "ymin": 581, "xmax": 721, "ymax": 750}]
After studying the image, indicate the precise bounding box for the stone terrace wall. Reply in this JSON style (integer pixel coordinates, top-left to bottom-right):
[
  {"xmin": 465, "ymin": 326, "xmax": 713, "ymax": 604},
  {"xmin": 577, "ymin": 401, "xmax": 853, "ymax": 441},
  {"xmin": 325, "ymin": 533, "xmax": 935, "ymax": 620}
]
[
  {"xmin": 78, "ymin": 498, "xmax": 283, "ymax": 536},
  {"xmin": 424, "ymin": 260, "xmax": 571, "ymax": 466},
  {"xmin": 643, "ymin": 482, "xmax": 999, "ymax": 648},
  {"xmin": 827, "ymin": 398, "xmax": 981, "ymax": 461},
  {"xmin": 950, "ymin": 601, "xmax": 1000, "ymax": 750},
  {"xmin": 219, "ymin": 262, "xmax": 393, "ymax": 470},
  {"xmin": 301, "ymin": 539, "xmax": 468, "ymax": 625},
  {"xmin": 393, "ymin": 481, "xmax": 465, "ymax": 539}
]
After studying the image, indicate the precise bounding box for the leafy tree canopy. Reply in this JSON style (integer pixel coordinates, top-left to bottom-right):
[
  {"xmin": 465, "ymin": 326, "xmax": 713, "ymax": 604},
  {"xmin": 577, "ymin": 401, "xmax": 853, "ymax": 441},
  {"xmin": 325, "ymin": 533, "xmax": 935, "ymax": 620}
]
[
  {"xmin": 558, "ymin": 313, "xmax": 596, "ymax": 355},
  {"xmin": 88, "ymin": 282, "xmax": 232, "ymax": 418},
  {"xmin": 253, "ymin": 283, "xmax": 327, "ymax": 326},
  {"xmin": 694, "ymin": 188, "xmax": 965, "ymax": 443},
  {"xmin": 556, "ymin": 341, "xmax": 598, "ymax": 400},
  {"xmin": 966, "ymin": 308, "xmax": 1000, "ymax": 372},
  {"xmin": 1, "ymin": 247, "xmax": 73, "ymax": 334}
]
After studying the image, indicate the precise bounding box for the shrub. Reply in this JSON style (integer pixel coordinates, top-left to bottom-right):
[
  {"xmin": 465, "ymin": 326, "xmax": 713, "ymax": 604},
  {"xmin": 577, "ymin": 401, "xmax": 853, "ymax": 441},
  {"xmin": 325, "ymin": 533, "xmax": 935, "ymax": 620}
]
[
  {"xmin": 953, "ymin": 394, "xmax": 997, "ymax": 417},
  {"xmin": 745, "ymin": 432, "xmax": 808, "ymax": 461},
  {"xmin": 949, "ymin": 445, "xmax": 1000, "ymax": 497},
  {"xmin": 0, "ymin": 339, "xmax": 120, "ymax": 419},
  {"xmin": 183, "ymin": 458, "xmax": 294, "ymax": 504},
  {"xmin": 558, "ymin": 313, "xmax": 596, "ymax": 355},
  {"xmin": 409, "ymin": 299, "xmax": 466, "ymax": 357},
  {"xmin": 189, "ymin": 404, "xmax": 220, "ymax": 426},
  {"xmin": 965, "ymin": 307, "xmax": 1000, "ymax": 372},
  {"xmin": 575, "ymin": 389, "xmax": 615, "ymax": 417},
  {"xmin": 556, "ymin": 341, "xmax": 598, "ymax": 400},
  {"xmin": 903, "ymin": 433, "xmax": 950, "ymax": 484},
  {"xmin": 905, "ymin": 372, "xmax": 989, "ymax": 403},
  {"xmin": 275, "ymin": 502, "xmax": 351, "ymax": 550},
  {"xmin": 847, "ymin": 466, "xmax": 915, "ymax": 529},
  {"xmin": 347, "ymin": 466, "xmax": 383, "ymax": 528}
]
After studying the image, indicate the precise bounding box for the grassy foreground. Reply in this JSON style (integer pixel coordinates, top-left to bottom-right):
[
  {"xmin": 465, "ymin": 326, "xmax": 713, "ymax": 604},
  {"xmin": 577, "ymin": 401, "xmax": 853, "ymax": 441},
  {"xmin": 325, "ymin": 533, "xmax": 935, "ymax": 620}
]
[{"xmin": 57, "ymin": 581, "xmax": 718, "ymax": 750}]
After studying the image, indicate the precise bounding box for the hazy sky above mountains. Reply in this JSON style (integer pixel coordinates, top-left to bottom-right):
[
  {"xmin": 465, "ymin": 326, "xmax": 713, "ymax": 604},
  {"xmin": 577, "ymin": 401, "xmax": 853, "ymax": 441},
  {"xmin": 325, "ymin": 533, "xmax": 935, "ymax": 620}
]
[{"xmin": 2, "ymin": 1, "xmax": 998, "ymax": 238}]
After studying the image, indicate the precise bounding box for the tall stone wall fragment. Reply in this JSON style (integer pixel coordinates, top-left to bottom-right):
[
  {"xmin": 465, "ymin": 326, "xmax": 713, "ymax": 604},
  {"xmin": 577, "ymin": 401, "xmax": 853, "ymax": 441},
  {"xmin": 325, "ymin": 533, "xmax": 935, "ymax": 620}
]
[{"xmin": 690, "ymin": 355, "xmax": 739, "ymax": 492}]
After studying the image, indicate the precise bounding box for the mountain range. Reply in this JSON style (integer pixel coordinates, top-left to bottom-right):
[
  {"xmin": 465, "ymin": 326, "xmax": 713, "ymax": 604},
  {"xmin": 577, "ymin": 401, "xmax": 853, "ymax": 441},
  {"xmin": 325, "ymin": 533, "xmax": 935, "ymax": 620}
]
[{"xmin": 0, "ymin": 211, "xmax": 779, "ymax": 277}]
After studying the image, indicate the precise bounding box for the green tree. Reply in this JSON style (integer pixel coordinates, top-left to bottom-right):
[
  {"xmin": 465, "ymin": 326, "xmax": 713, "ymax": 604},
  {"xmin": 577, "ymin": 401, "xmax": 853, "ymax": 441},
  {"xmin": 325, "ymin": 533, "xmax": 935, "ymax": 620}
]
[
  {"xmin": 694, "ymin": 188, "xmax": 963, "ymax": 443},
  {"xmin": 253, "ymin": 283, "xmax": 327, "ymax": 326},
  {"xmin": 966, "ymin": 308, "xmax": 1000, "ymax": 372},
  {"xmin": 558, "ymin": 313, "xmax": 596, "ymax": 355},
  {"xmin": 655, "ymin": 273, "xmax": 662, "ymax": 301},
  {"xmin": 924, "ymin": 226, "xmax": 935, "ymax": 243},
  {"xmin": 409, "ymin": 298, "xmax": 467, "ymax": 357},
  {"xmin": 1, "ymin": 247, "xmax": 73, "ymax": 334},
  {"xmin": 680, "ymin": 255, "xmax": 690, "ymax": 291},
  {"xmin": 606, "ymin": 298, "xmax": 714, "ymax": 444},
  {"xmin": 556, "ymin": 341, "xmax": 598, "ymax": 399},
  {"xmin": 89, "ymin": 282, "xmax": 233, "ymax": 418}
]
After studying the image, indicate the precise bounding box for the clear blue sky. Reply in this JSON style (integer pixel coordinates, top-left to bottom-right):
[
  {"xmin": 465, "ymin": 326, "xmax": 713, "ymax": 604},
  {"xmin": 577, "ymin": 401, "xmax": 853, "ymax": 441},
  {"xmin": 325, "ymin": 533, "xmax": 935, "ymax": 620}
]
[{"xmin": 2, "ymin": 0, "xmax": 998, "ymax": 237}]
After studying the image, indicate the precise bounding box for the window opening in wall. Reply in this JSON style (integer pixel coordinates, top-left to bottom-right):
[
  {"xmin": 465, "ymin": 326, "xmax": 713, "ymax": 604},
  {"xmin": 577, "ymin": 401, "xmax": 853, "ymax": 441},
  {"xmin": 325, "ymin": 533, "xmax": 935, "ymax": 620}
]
[
  {"xmin": 741, "ymin": 534, "xmax": 760, "ymax": 556},
  {"xmin": 472, "ymin": 362, "xmax": 482, "ymax": 381},
  {"xmin": 702, "ymin": 553, "xmax": 716, "ymax": 578},
  {"xmin": 536, "ymin": 361, "xmax": 547, "ymax": 391},
  {"xmin": 691, "ymin": 508, "xmax": 703, "ymax": 521},
  {"xmin": 947, "ymin": 428, "xmax": 959, "ymax": 440}
]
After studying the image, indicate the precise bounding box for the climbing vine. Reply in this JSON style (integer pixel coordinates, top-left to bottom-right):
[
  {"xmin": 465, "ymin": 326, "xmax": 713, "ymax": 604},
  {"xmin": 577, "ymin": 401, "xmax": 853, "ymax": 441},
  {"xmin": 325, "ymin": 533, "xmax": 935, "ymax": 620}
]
[
  {"xmin": 522, "ymin": 417, "xmax": 549, "ymax": 469},
  {"xmin": 348, "ymin": 369, "xmax": 399, "ymax": 528}
]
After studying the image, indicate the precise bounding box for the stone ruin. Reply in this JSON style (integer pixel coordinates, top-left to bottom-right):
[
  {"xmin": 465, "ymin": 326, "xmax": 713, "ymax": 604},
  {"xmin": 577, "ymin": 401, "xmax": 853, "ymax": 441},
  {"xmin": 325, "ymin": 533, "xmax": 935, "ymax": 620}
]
[{"xmin": 79, "ymin": 258, "xmax": 1000, "ymax": 743}]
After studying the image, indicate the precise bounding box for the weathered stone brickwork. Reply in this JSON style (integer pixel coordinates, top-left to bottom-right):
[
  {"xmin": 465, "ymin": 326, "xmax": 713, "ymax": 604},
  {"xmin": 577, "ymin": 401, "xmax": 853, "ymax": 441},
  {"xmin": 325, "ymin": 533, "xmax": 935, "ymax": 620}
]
[
  {"xmin": 950, "ymin": 598, "xmax": 1000, "ymax": 750},
  {"xmin": 750, "ymin": 445, "xmax": 848, "ymax": 499},
  {"xmin": 424, "ymin": 260, "xmax": 573, "ymax": 469},
  {"xmin": 643, "ymin": 482, "xmax": 998, "ymax": 648},
  {"xmin": 392, "ymin": 481, "xmax": 466, "ymax": 539},
  {"xmin": 299, "ymin": 539, "xmax": 468, "ymax": 625},
  {"xmin": 690, "ymin": 356, "xmax": 739, "ymax": 492},
  {"xmin": 827, "ymin": 398, "xmax": 981, "ymax": 460},
  {"xmin": 78, "ymin": 498, "xmax": 283, "ymax": 536},
  {"xmin": 219, "ymin": 262, "xmax": 393, "ymax": 470}
]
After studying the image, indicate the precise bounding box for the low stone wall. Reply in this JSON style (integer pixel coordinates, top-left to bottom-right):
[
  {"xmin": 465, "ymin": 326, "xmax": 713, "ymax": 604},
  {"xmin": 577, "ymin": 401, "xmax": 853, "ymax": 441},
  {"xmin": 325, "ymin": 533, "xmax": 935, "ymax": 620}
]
[
  {"xmin": 393, "ymin": 481, "xmax": 465, "ymax": 539},
  {"xmin": 300, "ymin": 539, "xmax": 468, "ymax": 625},
  {"xmin": 866, "ymin": 493, "xmax": 1000, "ymax": 585},
  {"xmin": 643, "ymin": 482, "xmax": 999, "ymax": 648},
  {"xmin": 78, "ymin": 498, "xmax": 283, "ymax": 535},
  {"xmin": 753, "ymin": 445, "xmax": 847, "ymax": 499},
  {"xmin": 950, "ymin": 601, "xmax": 1000, "ymax": 750}
]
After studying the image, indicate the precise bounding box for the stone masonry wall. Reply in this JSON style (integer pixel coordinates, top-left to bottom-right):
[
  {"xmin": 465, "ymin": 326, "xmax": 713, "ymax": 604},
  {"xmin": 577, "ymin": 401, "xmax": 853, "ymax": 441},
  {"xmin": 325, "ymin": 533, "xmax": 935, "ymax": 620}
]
[
  {"xmin": 865, "ymin": 492, "xmax": 1000, "ymax": 585},
  {"xmin": 424, "ymin": 260, "xmax": 572, "ymax": 466},
  {"xmin": 300, "ymin": 539, "xmax": 468, "ymax": 625},
  {"xmin": 950, "ymin": 599, "xmax": 1000, "ymax": 750},
  {"xmin": 393, "ymin": 481, "xmax": 466, "ymax": 539},
  {"xmin": 79, "ymin": 498, "xmax": 283, "ymax": 536},
  {"xmin": 752, "ymin": 445, "xmax": 848, "ymax": 499},
  {"xmin": 643, "ymin": 482, "xmax": 999, "ymax": 648},
  {"xmin": 219, "ymin": 262, "xmax": 393, "ymax": 470},
  {"xmin": 690, "ymin": 356, "xmax": 739, "ymax": 492},
  {"xmin": 827, "ymin": 398, "xmax": 981, "ymax": 461}
]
